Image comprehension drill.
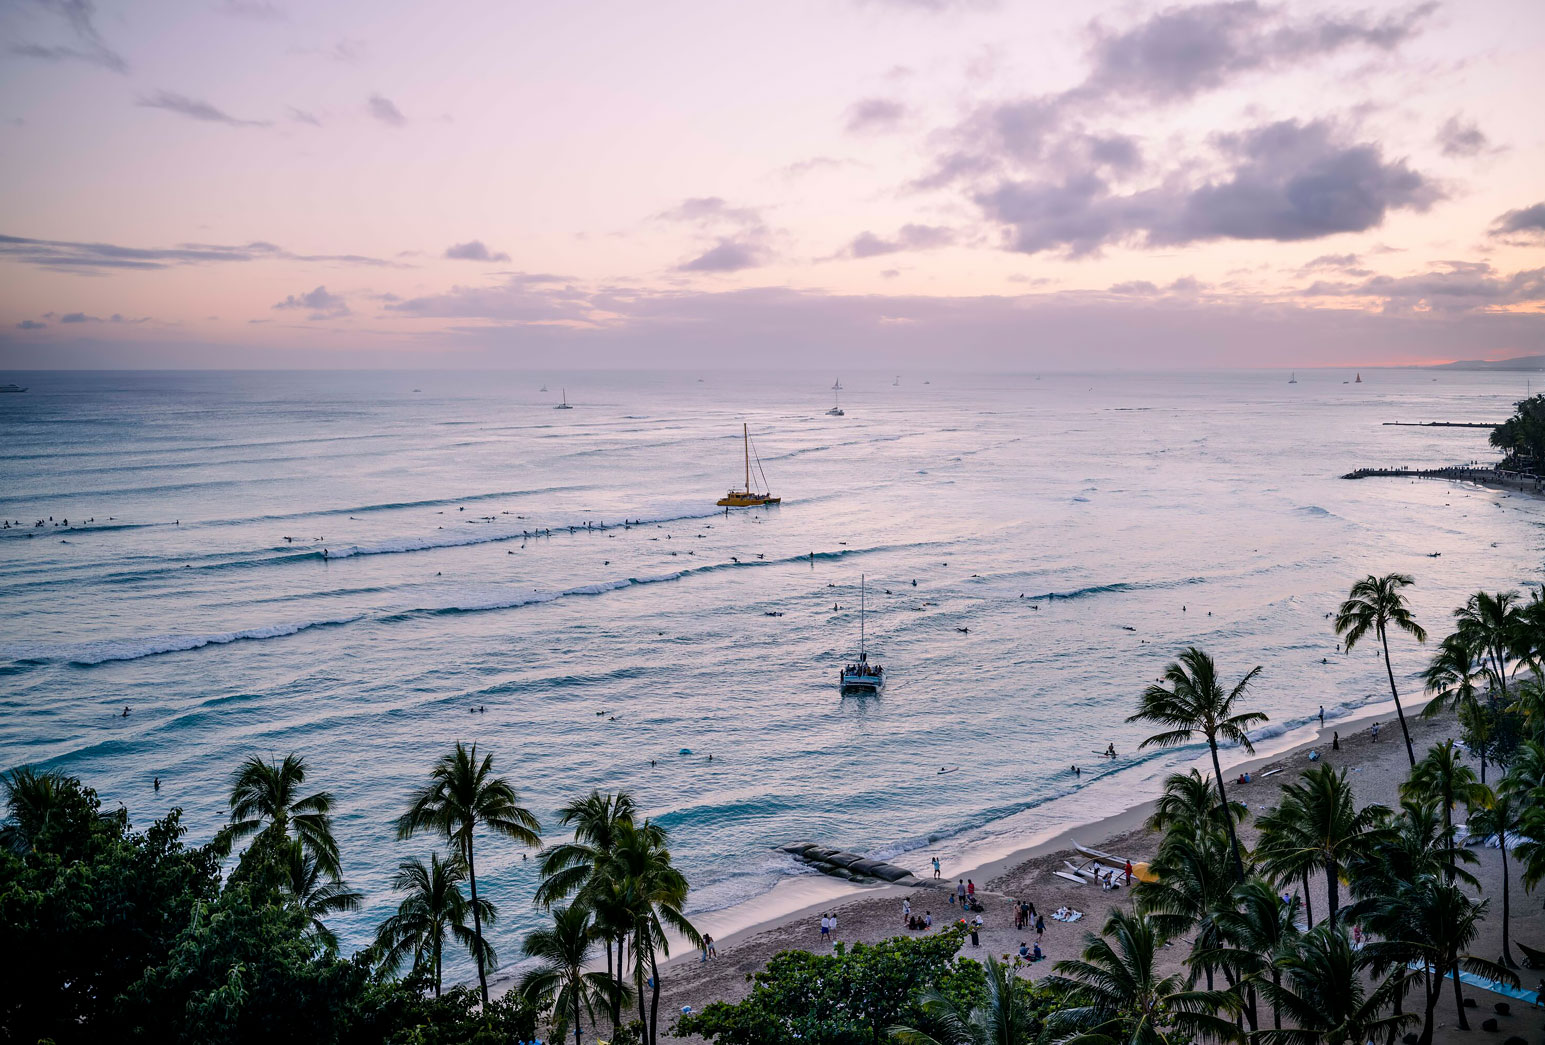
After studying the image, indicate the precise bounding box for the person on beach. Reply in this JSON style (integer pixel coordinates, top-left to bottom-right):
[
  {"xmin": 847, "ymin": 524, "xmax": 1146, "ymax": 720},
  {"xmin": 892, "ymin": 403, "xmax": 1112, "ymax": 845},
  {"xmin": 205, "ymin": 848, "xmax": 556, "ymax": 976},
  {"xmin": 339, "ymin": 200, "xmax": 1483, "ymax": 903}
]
[
  {"xmin": 1319, "ymin": 705, "xmax": 1324, "ymax": 726},
  {"xmin": 902, "ymin": 898, "xmax": 911, "ymax": 924},
  {"xmin": 969, "ymin": 924, "xmax": 980, "ymax": 947},
  {"xmin": 932, "ymin": 856, "xmax": 941, "ymax": 879},
  {"xmin": 924, "ymin": 911, "xmax": 932, "ymax": 928},
  {"xmin": 966, "ymin": 879, "xmax": 975, "ymax": 902},
  {"xmin": 820, "ymin": 914, "xmax": 829, "ymax": 942},
  {"xmin": 1371, "ymin": 722, "xmax": 1380, "ymax": 743},
  {"xmin": 1333, "ymin": 731, "xmax": 1340, "ymax": 750},
  {"xmin": 1124, "ymin": 860, "xmax": 1133, "ymax": 884},
  {"xmin": 707, "ymin": 935, "xmax": 716, "ymax": 960},
  {"xmin": 1035, "ymin": 914, "xmax": 1045, "ymax": 938},
  {"xmin": 956, "ymin": 880, "xmax": 966, "ymax": 904}
]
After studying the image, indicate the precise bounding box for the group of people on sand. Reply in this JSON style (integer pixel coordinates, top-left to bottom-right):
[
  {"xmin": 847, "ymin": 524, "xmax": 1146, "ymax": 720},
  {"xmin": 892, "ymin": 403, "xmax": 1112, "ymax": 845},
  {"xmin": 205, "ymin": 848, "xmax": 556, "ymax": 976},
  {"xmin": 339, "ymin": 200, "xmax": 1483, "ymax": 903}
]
[
  {"xmin": 901, "ymin": 897, "xmax": 933, "ymax": 930},
  {"xmin": 817, "ymin": 911, "xmax": 839, "ymax": 944}
]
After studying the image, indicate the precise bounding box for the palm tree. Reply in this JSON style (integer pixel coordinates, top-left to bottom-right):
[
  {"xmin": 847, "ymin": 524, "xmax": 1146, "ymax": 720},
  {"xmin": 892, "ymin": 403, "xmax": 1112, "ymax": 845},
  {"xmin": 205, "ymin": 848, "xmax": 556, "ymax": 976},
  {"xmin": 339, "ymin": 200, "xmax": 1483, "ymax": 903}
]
[
  {"xmin": 1, "ymin": 766, "xmax": 81, "ymax": 854},
  {"xmin": 520, "ymin": 904, "xmax": 624, "ymax": 1045},
  {"xmin": 536, "ymin": 789, "xmax": 637, "ymax": 1029},
  {"xmin": 1147, "ymin": 770, "xmax": 1246, "ymax": 839},
  {"xmin": 373, "ymin": 853, "xmax": 489, "ymax": 997},
  {"xmin": 1137, "ymin": 829, "xmax": 1238, "ymax": 1001},
  {"xmin": 1468, "ymin": 787, "xmax": 1523, "ymax": 966},
  {"xmin": 1128, "ymin": 647, "xmax": 1267, "ymax": 881},
  {"xmin": 1043, "ymin": 909, "xmax": 1240, "ymax": 1045},
  {"xmin": 605, "ymin": 818, "xmax": 699, "ymax": 1045},
  {"xmin": 1254, "ymin": 765, "xmax": 1388, "ymax": 925},
  {"xmin": 278, "ymin": 837, "xmax": 362, "ymax": 953},
  {"xmin": 397, "ymin": 742, "xmax": 541, "ymax": 1004},
  {"xmin": 1453, "ymin": 590, "xmax": 1522, "ymax": 704},
  {"xmin": 889, "ymin": 955, "xmax": 1040, "ymax": 1045},
  {"xmin": 219, "ymin": 753, "xmax": 341, "ymax": 880},
  {"xmin": 1423, "ymin": 632, "xmax": 1494, "ymax": 782},
  {"xmin": 1335, "ymin": 573, "xmax": 1427, "ymax": 766},
  {"xmin": 1363, "ymin": 875, "xmax": 1515, "ymax": 1043},
  {"xmin": 1254, "ymin": 924, "xmax": 1414, "ymax": 1045},
  {"xmin": 1400, "ymin": 741, "xmax": 1486, "ymax": 882},
  {"xmin": 1209, "ymin": 878, "xmax": 1300, "ymax": 1030}
]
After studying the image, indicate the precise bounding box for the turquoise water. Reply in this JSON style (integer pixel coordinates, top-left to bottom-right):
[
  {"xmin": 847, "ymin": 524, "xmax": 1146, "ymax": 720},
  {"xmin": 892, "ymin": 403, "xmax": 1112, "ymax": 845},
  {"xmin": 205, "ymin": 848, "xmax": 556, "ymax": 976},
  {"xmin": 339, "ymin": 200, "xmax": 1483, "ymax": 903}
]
[{"xmin": 1, "ymin": 368, "xmax": 1539, "ymax": 974}]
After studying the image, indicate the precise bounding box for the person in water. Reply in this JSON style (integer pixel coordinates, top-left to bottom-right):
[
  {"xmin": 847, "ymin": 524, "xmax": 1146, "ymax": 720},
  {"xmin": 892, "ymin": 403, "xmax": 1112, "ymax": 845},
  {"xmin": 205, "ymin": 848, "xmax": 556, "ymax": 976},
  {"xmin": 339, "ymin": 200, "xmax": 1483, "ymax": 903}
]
[{"xmin": 153, "ymin": 777, "xmax": 160, "ymax": 792}]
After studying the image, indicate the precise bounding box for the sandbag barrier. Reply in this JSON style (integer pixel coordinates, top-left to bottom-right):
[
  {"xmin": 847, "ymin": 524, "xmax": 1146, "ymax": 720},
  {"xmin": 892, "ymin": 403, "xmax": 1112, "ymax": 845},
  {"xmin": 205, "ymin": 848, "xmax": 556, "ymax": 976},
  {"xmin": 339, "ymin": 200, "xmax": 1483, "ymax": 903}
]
[{"xmin": 778, "ymin": 840, "xmax": 925, "ymax": 886}]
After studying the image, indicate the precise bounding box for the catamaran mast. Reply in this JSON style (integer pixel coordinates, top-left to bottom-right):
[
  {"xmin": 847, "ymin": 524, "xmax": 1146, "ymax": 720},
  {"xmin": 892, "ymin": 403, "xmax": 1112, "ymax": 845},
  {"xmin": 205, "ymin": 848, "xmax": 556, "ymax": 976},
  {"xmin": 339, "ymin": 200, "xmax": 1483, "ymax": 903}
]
[
  {"xmin": 860, "ymin": 574, "xmax": 866, "ymax": 659},
  {"xmin": 743, "ymin": 423, "xmax": 750, "ymax": 492}
]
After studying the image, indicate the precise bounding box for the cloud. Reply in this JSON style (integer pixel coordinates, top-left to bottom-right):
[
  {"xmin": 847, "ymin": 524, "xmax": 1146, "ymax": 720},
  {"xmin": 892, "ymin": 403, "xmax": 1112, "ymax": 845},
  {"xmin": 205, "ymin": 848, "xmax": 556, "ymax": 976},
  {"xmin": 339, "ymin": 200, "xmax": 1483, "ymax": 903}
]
[
  {"xmin": 679, "ymin": 239, "xmax": 765, "ymax": 273},
  {"xmin": 273, "ymin": 285, "xmax": 350, "ymax": 319},
  {"xmin": 1435, "ymin": 116, "xmax": 1488, "ymax": 158},
  {"xmin": 1299, "ymin": 253, "xmax": 1372, "ymax": 277},
  {"xmin": 781, "ymin": 156, "xmax": 854, "ymax": 179},
  {"xmin": 845, "ymin": 98, "xmax": 908, "ymax": 134},
  {"xmin": 217, "ymin": 0, "xmax": 285, "ymax": 18},
  {"xmin": 16, "ymin": 320, "xmax": 45, "ymax": 330},
  {"xmin": 656, "ymin": 197, "xmax": 763, "ymax": 228},
  {"xmin": 1077, "ymin": 1, "xmax": 1434, "ymax": 105},
  {"xmin": 367, "ymin": 94, "xmax": 406, "ymax": 126},
  {"xmin": 59, "ymin": 311, "xmax": 100, "ymax": 322},
  {"xmin": 384, "ymin": 273, "xmax": 592, "ymax": 323},
  {"xmin": 977, "ymin": 120, "xmax": 1440, "ymax": 255},
  {"xmin": 844, "ymin": 224, "xmax": 956, "ymax": 258},
  {"xmin": 913, "ymin": 1, "xmax": 1432, "ymax": 191},
  {"xmin": 0, "ymin": 233, "xmax": 401, "ymax": 274},
  {"xmin": 1490, "ymin": 202, "xmax": 1545, "ymax": 241},
  {"xmin": 138, "ymin": 91, "xmax": 269, "ymax": 127},
  {"xmin": 444, "ymin": 240, "xmax": 511, "ymax": 263},
  {"xmin": 287, "ymin": 107, "xmax": 321, "ymax": 126},
  {"xmin": 8, "ymin": 0, "xmax": 127, "ymax": 74},
  {"xmin": 1300, "ymin": 261, "xmax": 1545, "ymax": 313}
]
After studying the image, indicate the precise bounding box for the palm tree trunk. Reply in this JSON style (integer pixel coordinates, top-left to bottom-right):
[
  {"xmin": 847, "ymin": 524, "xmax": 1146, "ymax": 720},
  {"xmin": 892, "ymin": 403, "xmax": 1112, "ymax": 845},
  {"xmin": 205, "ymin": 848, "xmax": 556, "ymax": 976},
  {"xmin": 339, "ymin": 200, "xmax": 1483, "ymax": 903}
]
[
  {"xmin": 1301, "ymin": 870, "xmax": 1313, "ymax": 929},
  {"xmin": 1501, "ymin": 832, "xmax": 1515, "ymax": 966},
  {"xmin": 1380, "ymin": 625, "xmax": 1417, "ymax": 767},
  {"xmin": 1271, "ymin": 970, "xmax": 1281, "ymax": 1029},
  {"xmin": 1451, "ymin": 959, "xmax": 1468, "ymax": 1029},
  {"xmin": 434, "ymin": 938, "xmax": 443, "ymax": 998},
  {"xmin": 634, "ymin": 931, "xmax": 648, "ymax": 1039},
  {"xmin": 648, "ymin": 948, "xmax": 662, "ymax": 1045},
  {"xmin": 1324, "ymin": 857, "xmax": 1340, "ymax": 925},
  {"xmin": 574, "ymin": 989, "xmax": 583, "ymax": 1045},
  {"xmin": 464, "ymin": 838, "xmax": 490, "ymax": 1006},
  {"xmin": 1418, "ymin": 974, "xmax": 1439, "ymax": 1045},
  {"xmin": 615, "ymin": 934, "xmax": 627, "ymax": 1029},
  {"xmin": 1208, "ymin": 739, "xmax": 1245, "ymax": 881}
]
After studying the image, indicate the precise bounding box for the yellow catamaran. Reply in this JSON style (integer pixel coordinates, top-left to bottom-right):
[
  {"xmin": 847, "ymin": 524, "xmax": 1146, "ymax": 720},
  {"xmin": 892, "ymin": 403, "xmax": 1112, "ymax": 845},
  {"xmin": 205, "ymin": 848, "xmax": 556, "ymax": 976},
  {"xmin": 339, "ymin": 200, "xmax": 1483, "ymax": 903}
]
[{"xmin": 717, "ymin": 423, "xmax": 781, "ymax": 508}]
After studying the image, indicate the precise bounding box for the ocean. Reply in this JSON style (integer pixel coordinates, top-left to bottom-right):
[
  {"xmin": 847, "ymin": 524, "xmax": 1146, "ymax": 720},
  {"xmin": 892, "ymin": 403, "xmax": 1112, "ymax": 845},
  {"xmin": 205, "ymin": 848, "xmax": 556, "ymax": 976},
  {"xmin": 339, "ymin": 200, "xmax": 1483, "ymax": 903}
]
[{"xmin": 2, "ymin": 367, "xmax": 1539, "ymax": 974}]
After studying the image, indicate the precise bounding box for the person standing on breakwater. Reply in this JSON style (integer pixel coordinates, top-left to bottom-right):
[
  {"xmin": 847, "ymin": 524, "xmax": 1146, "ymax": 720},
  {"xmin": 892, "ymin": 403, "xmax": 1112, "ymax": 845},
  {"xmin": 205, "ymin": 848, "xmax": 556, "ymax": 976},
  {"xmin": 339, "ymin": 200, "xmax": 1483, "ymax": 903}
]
[{"xmin": 932, "ymin": 856, "xmax": 941, "ymax": 879}]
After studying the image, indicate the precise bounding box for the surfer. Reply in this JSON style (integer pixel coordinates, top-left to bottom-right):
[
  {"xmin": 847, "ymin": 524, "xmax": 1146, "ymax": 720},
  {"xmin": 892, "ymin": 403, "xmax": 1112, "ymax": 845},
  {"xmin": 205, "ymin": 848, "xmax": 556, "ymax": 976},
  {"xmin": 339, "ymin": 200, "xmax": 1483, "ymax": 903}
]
[
  {"xmin": 1071, "ymin": 764, "xmax": 1080, "ymax": 776},
  {"xmin": 122, "ymin": 707, "xmax": 130, "ymax": 717},
  {"xmin": 1105, "ymin": 743, "xmax": 1116, "ymax": 759}
]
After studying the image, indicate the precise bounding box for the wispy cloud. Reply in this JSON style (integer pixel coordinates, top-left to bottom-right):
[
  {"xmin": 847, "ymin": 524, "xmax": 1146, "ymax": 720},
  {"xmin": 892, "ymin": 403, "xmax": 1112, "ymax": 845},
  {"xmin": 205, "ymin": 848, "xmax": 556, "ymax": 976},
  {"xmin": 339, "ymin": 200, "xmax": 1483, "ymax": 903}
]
[
  {"xmin": 842, "ymin": 224, "xmax": 956, "ymax": 258},
  {"xmin": 444, "ymin": 240, "xmax": 511, "ymax": 263},
  {"xmin": 845, "ymin": 98, "xmax": 908, "ymax": 134},
  {"xmin": 1435, "ymin": 116, "xmax": 1489, "ymax": 158},
  {"xmin": 287, "ymin": 107, "xmax": 321, "ymax": 126},
  {"xmin": 16, "ymin": 319, "xmax": 46, "ymax": 330},
  {"xmin": 216, "ymin": 0, "xmax": 285, "ymax": 20},
  {"xmin": 1490, "ymin": 202, "xmax": 1545, "ymax": 241},
  {"xmin": 679, "ymin": 240, "xmax": 765, "ymax": 273},
  {"xmin": 0, "ymin": 233, "xmax": 402, "ymax": 274},
  {"xmin": 367, "ymin": 94, "xmax": 406, "ymax": 126},
  {"xmin": 273, "ymin": 285, "xmax": 350, "ymax": 319},
  {"xmin": 137, "ymin": 91, "xmax": 270, "ymax": 127},
  {"xmin": 8, "ymin": 0, "xmax": 127, "ymax": 74}
]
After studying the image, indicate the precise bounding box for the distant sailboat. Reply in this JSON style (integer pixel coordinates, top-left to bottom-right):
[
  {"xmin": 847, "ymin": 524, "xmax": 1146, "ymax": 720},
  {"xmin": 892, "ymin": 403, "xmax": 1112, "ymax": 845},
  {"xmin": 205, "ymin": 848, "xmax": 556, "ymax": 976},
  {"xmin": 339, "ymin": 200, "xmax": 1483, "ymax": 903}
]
[
  {"xmin": 826, "ymin": 385, "xmax": 845, "ymax": 416},
  {"xmin": 839, "ymin": 574, "xmax": 883, "ymax": 693},
  {"xmin": 832, "ymin": 377, "xmax": 842, "ymax": 390},
  {"xmin": 1288, "ymin": 372, "xmax": 1298, "ymax": 384},
  {"xmin": 893, "ymin": 375, "xmax": 900, "ymax": 386},
  {"xmin": 1355, "ymin": 373, "xmax": 1362, "ymax": 383},
  {"xmin": 539, "ymin": 384, "xmax": 548, "ymax": 392},
  {"xmin": 716, "ymin": 424, "xmax": 781, "ymax": 508},
  {"xmin": 554, "ymin": 388, "xmax": 572, "ymax": 409}
]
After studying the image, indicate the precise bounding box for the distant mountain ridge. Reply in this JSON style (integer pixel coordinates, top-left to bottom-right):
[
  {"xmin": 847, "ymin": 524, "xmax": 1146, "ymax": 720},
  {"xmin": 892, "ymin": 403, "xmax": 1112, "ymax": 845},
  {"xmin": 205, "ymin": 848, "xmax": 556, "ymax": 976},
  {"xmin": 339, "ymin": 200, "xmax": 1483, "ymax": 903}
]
[{"xmin": 1431, "ymin": 354, "xmax": 1545, "ymax": 371}]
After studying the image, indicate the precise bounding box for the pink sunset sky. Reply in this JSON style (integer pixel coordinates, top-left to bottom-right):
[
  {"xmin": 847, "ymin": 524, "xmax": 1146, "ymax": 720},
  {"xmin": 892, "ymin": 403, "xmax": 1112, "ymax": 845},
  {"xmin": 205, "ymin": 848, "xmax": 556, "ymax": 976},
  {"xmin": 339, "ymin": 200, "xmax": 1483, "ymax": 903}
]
[{"xmin": 1, "ymin": 0, "xmax": 1543, "ymax": 369}]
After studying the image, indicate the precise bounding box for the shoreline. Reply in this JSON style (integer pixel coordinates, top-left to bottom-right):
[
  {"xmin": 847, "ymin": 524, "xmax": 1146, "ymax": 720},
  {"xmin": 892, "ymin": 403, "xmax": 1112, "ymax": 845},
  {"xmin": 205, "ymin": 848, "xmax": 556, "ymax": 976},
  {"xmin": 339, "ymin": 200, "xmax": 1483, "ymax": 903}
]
[{"xmin": 657, "ymin": 691, "xmax": 1428, "ymax": 976}]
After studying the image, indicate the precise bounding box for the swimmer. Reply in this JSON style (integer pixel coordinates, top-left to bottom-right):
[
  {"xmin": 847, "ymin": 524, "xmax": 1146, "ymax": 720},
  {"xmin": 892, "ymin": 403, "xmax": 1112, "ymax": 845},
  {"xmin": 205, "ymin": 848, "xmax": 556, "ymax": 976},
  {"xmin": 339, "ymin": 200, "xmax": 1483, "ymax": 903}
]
[
  {"xmin": 122, "ymin": 707, "xmax": 130, "ymax": 717},
  {"xmin": 153, "ymin": 776, "xmax": 160, "ymax": 791}
]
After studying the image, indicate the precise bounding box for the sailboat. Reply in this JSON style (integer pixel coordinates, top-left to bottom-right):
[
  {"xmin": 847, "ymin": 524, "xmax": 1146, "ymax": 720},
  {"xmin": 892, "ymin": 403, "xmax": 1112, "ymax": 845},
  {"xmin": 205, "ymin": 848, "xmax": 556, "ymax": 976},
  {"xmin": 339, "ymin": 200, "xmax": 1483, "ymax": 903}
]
[
  {"xmin": 893, "ymin": 375, "xmax": 900, "ymax": 386},
  {"xmin": 716, "ymin": 423, "xmax": 781, "ymax": 508},
  {"xmin": 840, "ymin": 574, "xmax": 884, "ymax": 693},
  {"xmin": 832, "ymin": 378, "xmax": 842, "ymax": 390},
  {"xmin": 539, "ymin": 384, "xmax": 548, "ymax": 392},
  {"xmin": 554, "ymin": 389, "xmax": 572, "ymax": 409},
  {"xmin": 1355, "ymin": 373, "xmax": 1362, "ymax": 383},
  {"xmin": 1288, "ymin": 372, "xmax": 1297, "ymax": 384},
  {"xmin": 826, "ymin": 385, "xmax": 845, "ymax": 416}
]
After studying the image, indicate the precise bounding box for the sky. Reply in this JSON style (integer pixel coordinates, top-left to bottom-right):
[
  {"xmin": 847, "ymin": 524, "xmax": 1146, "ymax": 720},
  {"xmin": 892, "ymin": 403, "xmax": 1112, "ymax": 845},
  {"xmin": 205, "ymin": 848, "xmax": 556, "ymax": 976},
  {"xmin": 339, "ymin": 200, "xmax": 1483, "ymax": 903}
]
[{"xmin": 1, "ymin": 0, "xmax": 1543, "ymax": 370}]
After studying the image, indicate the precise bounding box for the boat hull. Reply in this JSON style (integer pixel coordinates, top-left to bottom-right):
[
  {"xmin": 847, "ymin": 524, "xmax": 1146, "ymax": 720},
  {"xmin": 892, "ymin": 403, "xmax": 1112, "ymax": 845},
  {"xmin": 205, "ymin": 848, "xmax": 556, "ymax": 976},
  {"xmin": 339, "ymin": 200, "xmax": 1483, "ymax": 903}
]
[
  {"xmin": 840, "ymin": 674, "xmax": 883, "ymax": 692},
  {"xmin": 717, "ymin": 494, "xmax": 781, "ymax": 507}
]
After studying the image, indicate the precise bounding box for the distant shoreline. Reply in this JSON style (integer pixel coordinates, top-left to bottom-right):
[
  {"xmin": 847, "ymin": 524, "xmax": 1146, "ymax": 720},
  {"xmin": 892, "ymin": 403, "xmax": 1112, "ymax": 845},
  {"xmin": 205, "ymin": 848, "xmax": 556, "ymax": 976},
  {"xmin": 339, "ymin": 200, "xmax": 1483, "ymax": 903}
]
[{"xmin": 1343, "ymin": 465, "xmax": 1545, "ymax": 497}]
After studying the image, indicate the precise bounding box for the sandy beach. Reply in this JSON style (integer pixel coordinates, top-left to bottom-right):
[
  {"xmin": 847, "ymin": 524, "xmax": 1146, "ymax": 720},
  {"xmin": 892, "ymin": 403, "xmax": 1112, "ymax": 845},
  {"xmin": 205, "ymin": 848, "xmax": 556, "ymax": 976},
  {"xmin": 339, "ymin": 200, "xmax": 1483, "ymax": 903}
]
[{"xmin": 657, "ymin": 706, "xmax": 1545, "ymax": 1044}]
